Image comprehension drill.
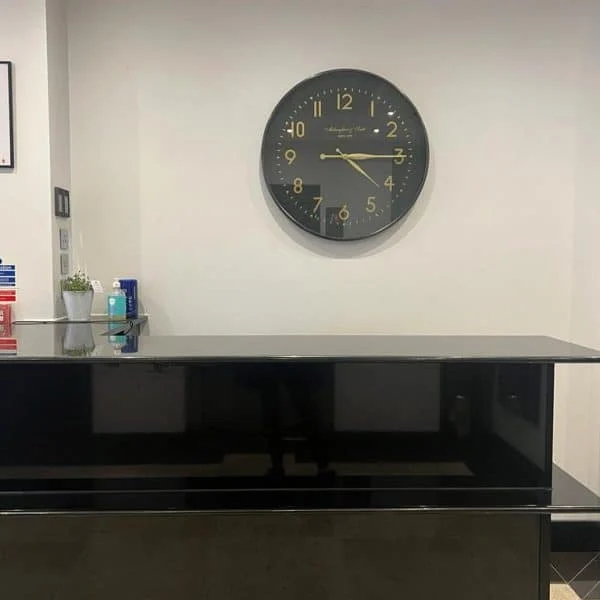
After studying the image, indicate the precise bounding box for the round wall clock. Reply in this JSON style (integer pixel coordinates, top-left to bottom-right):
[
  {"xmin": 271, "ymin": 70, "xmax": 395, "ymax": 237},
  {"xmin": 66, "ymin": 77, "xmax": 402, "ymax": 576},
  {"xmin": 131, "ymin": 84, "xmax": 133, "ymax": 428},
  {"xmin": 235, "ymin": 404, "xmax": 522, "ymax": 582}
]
[{"xmin": 261, "ymin": 69, "xmax": 429, "ymax": 241}]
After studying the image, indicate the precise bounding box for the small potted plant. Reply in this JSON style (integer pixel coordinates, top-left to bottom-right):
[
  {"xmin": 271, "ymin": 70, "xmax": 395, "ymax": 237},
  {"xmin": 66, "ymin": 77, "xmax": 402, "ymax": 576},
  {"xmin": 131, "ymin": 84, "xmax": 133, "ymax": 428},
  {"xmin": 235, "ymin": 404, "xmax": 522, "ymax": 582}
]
[{"xmin": 62, "ymin": 271, "xmax": 93, "ymax": 321}]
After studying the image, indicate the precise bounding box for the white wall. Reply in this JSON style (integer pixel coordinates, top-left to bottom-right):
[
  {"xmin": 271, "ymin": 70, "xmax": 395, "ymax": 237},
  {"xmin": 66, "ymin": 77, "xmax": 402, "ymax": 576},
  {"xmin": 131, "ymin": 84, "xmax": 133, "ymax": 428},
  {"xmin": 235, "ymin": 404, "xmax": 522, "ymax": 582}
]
[
  {"xmin": 0, "ymin": 0, "xmax": 54, "ymax": 320},
  {"xmin": 46, "ymin": 0, "xmax": 72, "ymax": 316},
  {"xmin": 67, "ymin": 0, "xmax": 584, "ymax": 336},
  {"xmin": 553, "ymin": 4, "xmax": 600, "ymax": 496}
]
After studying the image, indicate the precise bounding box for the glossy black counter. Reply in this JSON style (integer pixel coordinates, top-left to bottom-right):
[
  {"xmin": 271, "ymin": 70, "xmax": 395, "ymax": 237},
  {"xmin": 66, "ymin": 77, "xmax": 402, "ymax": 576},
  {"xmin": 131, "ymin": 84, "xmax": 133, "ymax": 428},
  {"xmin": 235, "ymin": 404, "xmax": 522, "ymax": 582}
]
[
  {"xmin": 0, "ymin": 331, "xmax": 599, "ymax": 514},
  {"xmin": 2, "ymin": 328, "xmax": 600, "ymax": 362},
  {"xmin": 0, "ymin": 512, "xmax": 545, "ymax": 600},
  {"xmin": 2, "ymin": 330, "xmax": 598, "ymax": 599}
]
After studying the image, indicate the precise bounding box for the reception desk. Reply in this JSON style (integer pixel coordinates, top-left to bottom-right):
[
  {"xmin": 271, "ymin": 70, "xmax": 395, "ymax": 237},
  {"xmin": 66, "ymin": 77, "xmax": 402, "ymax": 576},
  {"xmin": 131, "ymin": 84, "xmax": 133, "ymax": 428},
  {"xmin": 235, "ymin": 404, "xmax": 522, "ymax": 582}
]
[{"xmin": 0, "ymin": 328, "xmax": 599, "ymax": 599}]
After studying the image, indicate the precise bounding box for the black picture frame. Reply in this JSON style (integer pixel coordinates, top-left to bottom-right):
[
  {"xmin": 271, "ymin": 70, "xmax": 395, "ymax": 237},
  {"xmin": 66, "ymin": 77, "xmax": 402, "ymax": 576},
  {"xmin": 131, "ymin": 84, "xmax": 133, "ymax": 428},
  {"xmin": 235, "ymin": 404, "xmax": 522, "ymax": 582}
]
[
  {"xmin": 0, "ymin": 61, "xmax": 14, "ymax": 170},
  {"xmin": 54, "ymin": 187, "xmax": 71, "ymax": 218}
]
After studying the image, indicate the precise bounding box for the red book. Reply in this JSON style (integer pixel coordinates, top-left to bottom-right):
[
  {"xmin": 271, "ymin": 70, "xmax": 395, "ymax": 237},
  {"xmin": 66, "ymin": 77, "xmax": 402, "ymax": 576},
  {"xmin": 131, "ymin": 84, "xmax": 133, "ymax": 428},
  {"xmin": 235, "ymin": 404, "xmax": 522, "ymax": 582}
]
[
  {"xmin": 0, "ymin": 338, "xmax": 16, "ymax": 351},
  {"xmin": 0, "ymin": 291, "xmax": 16, "ymax": 303},
  {"xmin": 0, "ymin": 303, "xmax": 11, "ymax": 326}
]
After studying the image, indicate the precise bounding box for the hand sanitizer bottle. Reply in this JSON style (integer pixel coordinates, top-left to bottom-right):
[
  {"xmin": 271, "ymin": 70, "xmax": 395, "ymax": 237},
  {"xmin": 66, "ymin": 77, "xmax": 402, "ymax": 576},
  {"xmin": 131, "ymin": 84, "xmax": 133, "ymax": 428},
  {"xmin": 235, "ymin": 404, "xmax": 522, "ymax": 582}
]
[{"xmin": 107, "ymin": 279, "xmax": 127, "ymax": 320}]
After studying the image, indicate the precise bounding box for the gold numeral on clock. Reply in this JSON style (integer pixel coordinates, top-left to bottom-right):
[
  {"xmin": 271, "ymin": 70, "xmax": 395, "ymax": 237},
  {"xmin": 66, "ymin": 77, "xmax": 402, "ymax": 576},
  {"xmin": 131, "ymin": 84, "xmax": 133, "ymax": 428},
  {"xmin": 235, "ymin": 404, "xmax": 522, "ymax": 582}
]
[
  {"xmin": 289, "ymin": 121, "xmax": 305, "ymax": 138},
  {"xmin": 339, "ymin": 205, "xmax": 350, "ymax": 221},
  {"xmin": 337, "ymin": 93, "xmax": 353, "ymax": 110},
  {"xmin": 366, "ymin": 197, "xmax": 376, "ymax": 213},
  {"xmin": 369, "ymin": 100, "xmax": 375, "ymax": 117},
  {"xmin": 386, "ymin": 121, "xmax": 398, "ymax": 138},
  {"xmin": 313, "ymin": 196, "xmax": 323, "ymax": 213},
  {"xmin": 393, "ymin": 147, "xmax": 407, "ymax": 165},
  {"xmin": 384, "ymin": 176, "xmax": 395, "ymax": 191},
  {"xmin": 284, "ymin": 149, "xmax": 296, "ymax": 165},
  {"xmin": 313, "ymin": 100, "xmax": 323, "ymax": 118},
  {"xmin": 293, "ymin": 178, "xmax": 303, "ymax": 194}
]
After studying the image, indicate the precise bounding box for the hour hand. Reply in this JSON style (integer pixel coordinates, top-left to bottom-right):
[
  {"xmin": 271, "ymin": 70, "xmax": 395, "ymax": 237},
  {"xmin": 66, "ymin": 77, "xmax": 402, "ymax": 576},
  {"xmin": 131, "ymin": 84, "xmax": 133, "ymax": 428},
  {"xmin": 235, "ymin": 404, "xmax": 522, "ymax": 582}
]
[
  {"xmin": 320, "ymin": 152, "xmax": 400, "ymax": 160},
  {"xmin": 343, "ymin": 153, "xmax": 397, "ymax": 160}
]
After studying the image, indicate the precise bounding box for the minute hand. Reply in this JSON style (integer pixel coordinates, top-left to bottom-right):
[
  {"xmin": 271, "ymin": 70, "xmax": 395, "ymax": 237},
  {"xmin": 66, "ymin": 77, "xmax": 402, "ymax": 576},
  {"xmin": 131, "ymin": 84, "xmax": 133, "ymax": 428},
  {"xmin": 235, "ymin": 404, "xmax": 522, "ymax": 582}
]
[
  {"xmin": 320, "ymin": 153, "xmax": 399, "ymax": 160},
  {"xmin": 335, "ymin": 149, "xmax": 380, "ymax": 188}
]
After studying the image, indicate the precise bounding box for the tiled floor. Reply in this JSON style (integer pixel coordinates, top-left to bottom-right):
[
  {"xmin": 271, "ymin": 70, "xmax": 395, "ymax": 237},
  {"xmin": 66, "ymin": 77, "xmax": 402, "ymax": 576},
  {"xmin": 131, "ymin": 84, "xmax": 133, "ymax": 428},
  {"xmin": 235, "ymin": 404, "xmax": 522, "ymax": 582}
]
[{"xmin": 552, "ymin": 553, "xmax": 600, "ymax": 600}]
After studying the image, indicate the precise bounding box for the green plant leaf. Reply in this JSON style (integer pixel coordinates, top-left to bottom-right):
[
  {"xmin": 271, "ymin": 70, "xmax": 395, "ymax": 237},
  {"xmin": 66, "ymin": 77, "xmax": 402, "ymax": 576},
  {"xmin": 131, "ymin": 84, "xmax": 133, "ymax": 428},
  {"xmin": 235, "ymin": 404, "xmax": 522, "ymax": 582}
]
[{"xmin": 62, "ymin": 270, "xmax": 92, "ymax": 292}]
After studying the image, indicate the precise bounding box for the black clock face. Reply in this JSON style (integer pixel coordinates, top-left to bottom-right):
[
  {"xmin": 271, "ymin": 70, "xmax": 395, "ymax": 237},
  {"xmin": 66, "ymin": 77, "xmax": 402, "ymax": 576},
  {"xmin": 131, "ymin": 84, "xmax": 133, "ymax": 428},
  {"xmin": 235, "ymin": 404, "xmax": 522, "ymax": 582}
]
[{"xmin": 261, "ymin": 69, "xmax": 429, "ymax": 241}]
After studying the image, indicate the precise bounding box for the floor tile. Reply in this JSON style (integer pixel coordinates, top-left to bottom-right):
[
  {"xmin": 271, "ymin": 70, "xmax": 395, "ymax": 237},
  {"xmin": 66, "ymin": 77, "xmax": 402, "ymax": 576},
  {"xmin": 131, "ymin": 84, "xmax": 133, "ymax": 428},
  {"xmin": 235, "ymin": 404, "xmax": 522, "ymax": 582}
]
[
  {"xmin": 552, "ymin": 564, "xmax": 568, "ymax": 584},
  {"xmin": 584, "ymin": 581, "xmax": 600, "ymax": 600},
  {"xmin": 571, "ymin": 555, "xmax": 600, "ymax": 599},
  {"xmin": 551, "ymin": 583, "xmax": 582, "ymax": 600},
  {"xmin": 552, "ymin": 553, "xmax": 599, "ymax": 582}
]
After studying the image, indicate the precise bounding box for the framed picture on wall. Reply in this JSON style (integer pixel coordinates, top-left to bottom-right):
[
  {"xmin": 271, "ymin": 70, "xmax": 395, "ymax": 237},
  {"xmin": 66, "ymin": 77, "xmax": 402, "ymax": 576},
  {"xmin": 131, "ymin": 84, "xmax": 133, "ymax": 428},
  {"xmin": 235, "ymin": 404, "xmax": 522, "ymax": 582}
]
[{"xmin": 0, "ymin": 61, "xmax": 14, "ymax": 169}]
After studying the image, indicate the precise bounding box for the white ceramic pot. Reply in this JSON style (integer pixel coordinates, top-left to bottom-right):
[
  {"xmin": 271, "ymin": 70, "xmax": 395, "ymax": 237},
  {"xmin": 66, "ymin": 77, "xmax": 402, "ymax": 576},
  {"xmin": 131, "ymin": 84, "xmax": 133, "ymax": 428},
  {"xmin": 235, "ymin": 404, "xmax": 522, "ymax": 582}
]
[{"xmin": 62, "ymin": 290, "xmax": 93, "ymax": 322}]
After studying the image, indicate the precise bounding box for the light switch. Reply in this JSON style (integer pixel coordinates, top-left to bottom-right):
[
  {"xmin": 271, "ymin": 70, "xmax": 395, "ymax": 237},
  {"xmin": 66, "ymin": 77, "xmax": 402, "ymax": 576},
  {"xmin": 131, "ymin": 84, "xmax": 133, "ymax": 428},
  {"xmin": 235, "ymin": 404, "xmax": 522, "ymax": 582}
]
[
  {"xmin": 59, "ymin": 228, "xmax": 69, "ymax": 250},
  {"xmin": 60, "ymin": 253, "xmax": 69, "ymax": 275}
]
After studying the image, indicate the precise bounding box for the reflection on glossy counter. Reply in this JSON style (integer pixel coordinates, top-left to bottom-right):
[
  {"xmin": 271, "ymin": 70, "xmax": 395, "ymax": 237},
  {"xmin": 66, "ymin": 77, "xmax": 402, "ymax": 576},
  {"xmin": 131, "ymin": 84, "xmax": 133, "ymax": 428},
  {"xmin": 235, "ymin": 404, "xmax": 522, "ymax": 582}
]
[
  {"xmin": 0, "ymin": 357, "xmax": 593, "ymax": 512},
  {"xmin": 1, "ymin": 326, "xmax": 599, "ymax": 514},
  {"xmin": 3, "ymin": 325, "xmax": 600, "ymax": 362}
]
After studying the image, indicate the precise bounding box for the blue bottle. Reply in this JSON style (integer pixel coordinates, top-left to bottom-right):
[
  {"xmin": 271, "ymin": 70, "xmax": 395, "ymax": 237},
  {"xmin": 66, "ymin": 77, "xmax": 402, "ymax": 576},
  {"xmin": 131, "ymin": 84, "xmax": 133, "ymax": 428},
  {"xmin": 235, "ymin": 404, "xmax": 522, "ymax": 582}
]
[
  {"xmin": 119, "ymin": 278, "xmax": 138, "ymax": 318},
  {"xmin": 107, "ymin": 279, "xmax": 127, "ymax": 320}
]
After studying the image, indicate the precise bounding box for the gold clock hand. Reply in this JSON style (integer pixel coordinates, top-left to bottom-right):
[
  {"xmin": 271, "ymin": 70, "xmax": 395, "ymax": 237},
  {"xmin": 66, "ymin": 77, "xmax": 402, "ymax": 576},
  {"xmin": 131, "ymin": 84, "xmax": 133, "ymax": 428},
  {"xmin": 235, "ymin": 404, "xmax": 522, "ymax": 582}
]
[
  {"xmin": 335, "ymin": 148, "xmax": 380, "ymax": 188},
  {"xmin": 343, "ymin": 153, "xmax": 398, "ymax": 160},
  {"xmin": 321, "ymin": 153, "xmax": 400, "ymax": 160}
]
